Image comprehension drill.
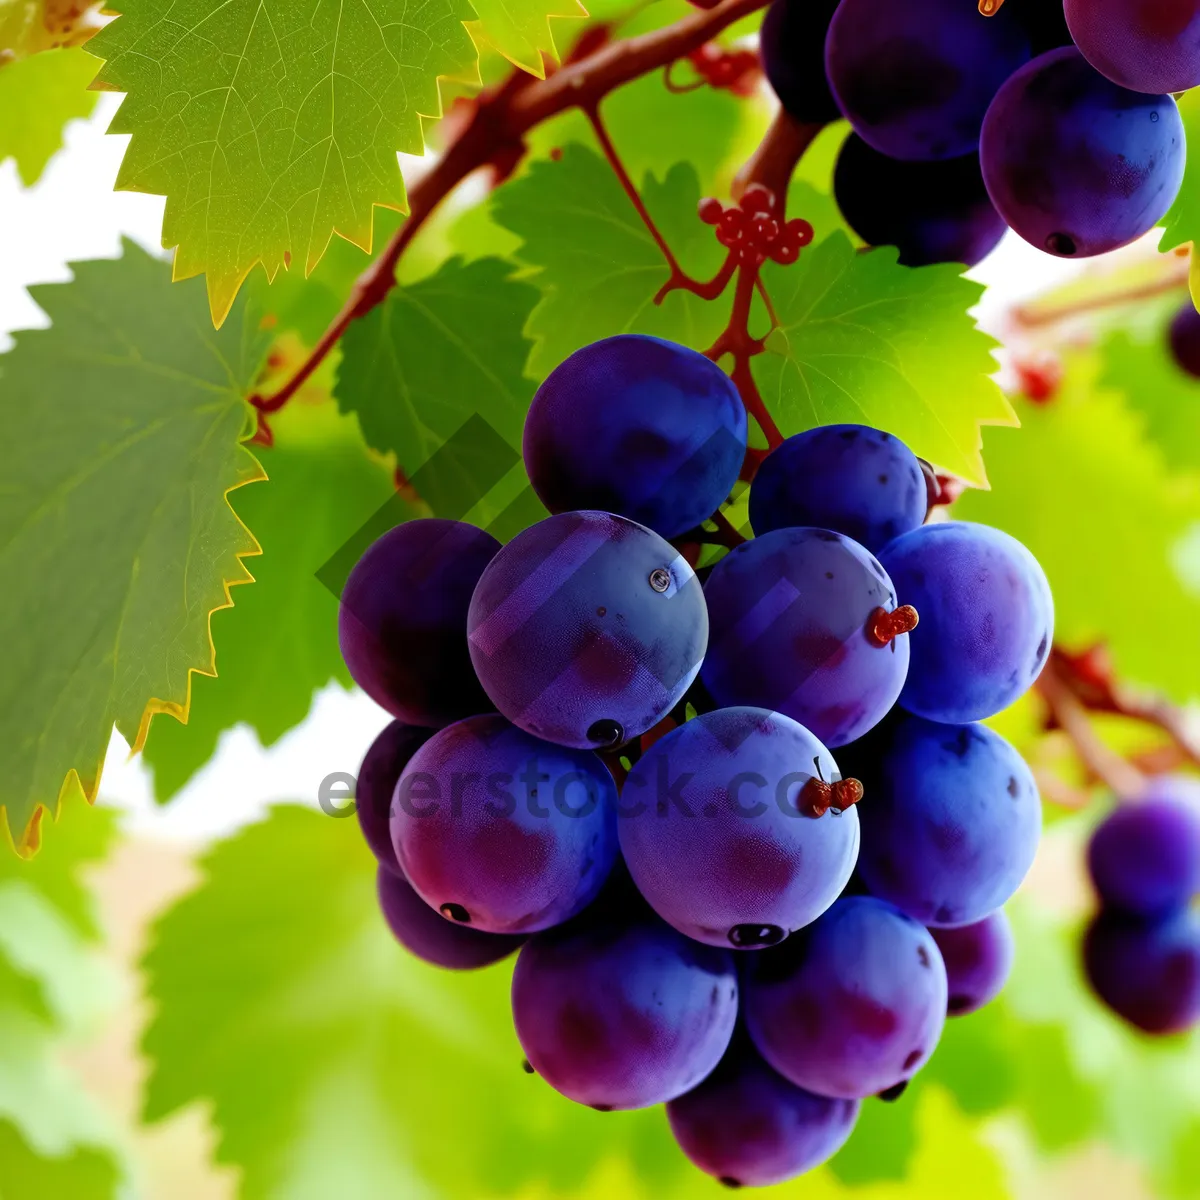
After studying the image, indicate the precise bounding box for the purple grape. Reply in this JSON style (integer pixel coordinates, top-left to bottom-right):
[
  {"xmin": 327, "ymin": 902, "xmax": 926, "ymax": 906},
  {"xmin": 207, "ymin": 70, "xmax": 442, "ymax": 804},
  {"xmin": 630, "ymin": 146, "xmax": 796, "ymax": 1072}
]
[
  {"xmin": 377, "ymin": 867, "xmax": 525, "ymax": 969},
  {"xmin": 356, "ymin": 721, "xmax": 433, "ymax": 874},
  {"xmin": 511, "ymin": 911, "xmax": 738, "ymax": 1109},
  {"xmin": 1065, "ymin": 0, "xmax": 1200, "ymax": 94},
  {"xmin": 825, "ymin": 0, "xmax": 1030, "ymax": 161},
  {"xmin": 980, "ymin": 48, "xmax": 1185, "ymax": 259},
  {"xmin": 619, "ymin": 708, "xmax": 861, "ymax": 950},
  {"xmin": 522, "ymin": 336, "xmax": 747, "ymax": 540},
  {"xmin": 759, "ymin": 0, "xmax": 843, "ymax": 125},
  {"xmin": 1087, "ymin": 778, "xmax": 1200, "ymax": 918},
  {"xmin": 701, "ymin": 528, "xmax": 911, "ymax": 748},
  {"xmin": 879, "ymin": 521, "xmax": 1054, "ymax": 724},
  {"xmin": 467, "ymin": 511, "xmax": 707, "ymax": 750},
  {"xmin": 748, "ymin": 425, "xmax": 928, "ymax": 552},
  {"xmin": 1084, "ymin": 909, "xmax": 1200, "ymax": 1035},
  {"xmin": 833, "ymin": 137, "xmax": 1006, "ymax": 269},
  {"xmin": 338, "ymin": 519, "xmax": 499, "ymax": 726},
  {"xmin": 1168, "ymin": 301, "xmax": 1200, "ymax": 380},
  {"xmin": 850, "ymin": 712, "xmax": 1041, "ymax": 927},
  {"xmin": 391, "ymin": 714, "xmax": 618, "ymax": 934},
  {"xmin": 666, "ymin": 1033, "xmax": 861, "ymax": 1187},
  {"xmin": 931, "ymin": 910, "xmax": 1016, "ymax": 1016},
  {"xmin": 744, "ymin": 895, "xmax": 948, "ymax": 1099}
]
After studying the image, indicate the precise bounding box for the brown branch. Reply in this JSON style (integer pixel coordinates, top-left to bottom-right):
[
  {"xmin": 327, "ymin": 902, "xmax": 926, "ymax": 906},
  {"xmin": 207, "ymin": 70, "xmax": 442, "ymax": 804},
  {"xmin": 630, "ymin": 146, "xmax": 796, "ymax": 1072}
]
[
  {"xmin": 732, "ymin": 109, "xmax": 826, "ymax": 210},
  {"xmin": 249, "ymin": 0, "xmax": 771, "ymax": 415}
]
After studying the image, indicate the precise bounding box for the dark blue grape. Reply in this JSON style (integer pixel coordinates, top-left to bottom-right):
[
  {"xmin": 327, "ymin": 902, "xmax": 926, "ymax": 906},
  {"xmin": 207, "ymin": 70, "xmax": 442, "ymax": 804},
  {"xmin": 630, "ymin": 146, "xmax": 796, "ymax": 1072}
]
[
  {"xmin": 355, "ymin": 721, "xmax": 433, "ymax": 874},
  {"xmin": 522, "ymin": 336, "xmax": 746, "ymax": 540},
  {"xmin": 749, "ymin": 425, "xmax": 927, "ymax": 552},
  {"xmin": 1169, "ymin": 301, "xmax": 1200, "ymax": 380},
  {"xmin": 759, "ymin": 0, "xmax": 843, "ymax": 125},
  {"xmin": 850, "ymin": 712, "xmax": 1041, "ymax": 927},
  {"xmin": 338, "ymin": 519, "xmax": 499, "ymax": 726},
  {"xmin": 1088, "ymin": 778, "xmax": 1200, "ymax": 918},
  {"xmin": 1066, "ymin": 0, "xmax": 1200, "ymax": 94},
  {"xmin": 512, "ymin": 911, "xmax": 738, "ymax": 1109},
  {"xmin": 1084, "ymin": 909, "xmax": 1200, "ymax": 1035},
  {"xmin": 825, "ymin": 0, "xmax": 1030, "ymax": 161},
  {"xmin": 931, "ymin": 910, "xmax": 1015, "ymax": 1015},
  {"xmin": 619, "ymin": 708, "xmax": 861, "ymax": 949},
  {"xmin": 833, "ymin": 137, "xmax": 1006, "ymax": 269},
  {"xmin": 744, "ymin": 895, "xmax": 948, "ymax": 1099},
  {"xmin": 879, "ymin": 521, "xmax": 1054, "ymax": 724},
  {"xmin": 467, "ymin": 510, "xmax": 707, "ymax": 749},
  {"xmin": 701, "ymin": 528, "xmax": 911, "ymax": 748},
  {"xmin": 666, "ymin": 1032, "xmax": 860, "ymax": 1187},
  {"xmin": 980, "ymin": 48, "xmax": 1185, "ymax": 259},
  {"xmin": 377, "ymin": 867, "xmax": 524, "ymax": 970},
  {"xmin": 391, "ymin": 714, "xmax": 618, "ymax": 934}
]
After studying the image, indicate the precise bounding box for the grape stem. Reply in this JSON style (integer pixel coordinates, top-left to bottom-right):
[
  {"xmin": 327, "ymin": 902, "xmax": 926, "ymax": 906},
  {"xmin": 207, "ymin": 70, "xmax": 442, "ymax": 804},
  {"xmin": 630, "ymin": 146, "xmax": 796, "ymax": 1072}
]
[{"xmin": 247, "ymin": 0, "xmax": 771, "ymax": 418}]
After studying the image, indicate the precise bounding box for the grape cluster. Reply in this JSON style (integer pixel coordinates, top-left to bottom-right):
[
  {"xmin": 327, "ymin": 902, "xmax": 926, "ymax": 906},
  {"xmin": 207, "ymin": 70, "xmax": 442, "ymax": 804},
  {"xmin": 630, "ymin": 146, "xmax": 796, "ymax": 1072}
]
[
  {"xmin": 1084, "ymin": 777, "xmax": 1200, "ymax": 1036},
  {"xmin": 760, "ymin": 0, "xmax": 1188, "ymax": 267},
  {"xmin": 337, "ymin": 334, "xmax": 1052, "ymax": 1188},
  {"xmin": 699, "ymin": 185, "xmax": 814, "ymax": 267}
]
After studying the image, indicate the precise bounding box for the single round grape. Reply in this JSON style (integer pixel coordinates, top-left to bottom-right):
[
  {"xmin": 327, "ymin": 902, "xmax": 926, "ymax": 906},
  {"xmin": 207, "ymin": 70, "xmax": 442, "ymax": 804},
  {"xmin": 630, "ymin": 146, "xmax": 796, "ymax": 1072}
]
[
  {"xmin": 467, "ymin": 511, "xmax": 707, "ymax": 749},
  {"xmin": 851, "ymin": 713, "xmax": 1041, "ymax": 927},
  {"xmin": 825, "ymin": 0, "xmax": 1030, "ymax": 161},
  {"xmin": 1084, "ymin": 910, "xmax": 1200, "ymax": 1036},
  {"xmin": 879, "ymin": 521, "xmax": 1053, "ymax": 724},
  {"xmin": 1168, "ymin": 301, "xmax": 1200, "ymax": 380},
  {"xmin": 512, "ymin": 912, "xmax": 738, "ymax": 1109},
  {"xmin": 744, "ymin": 895, "xmax": 948, "ymax": 1099},
  {"xmin": 356, "ymin": 721, "xmax": 433, "ymax": 874},
  {"xmin": 749, "ymin": 425, "xmax": 928, "ymax": 552},
  {"xmin": 619, "ymin": 708, "xmax": 861, "ymax": 949},
  {"xmin": 522, "ymin": 335, "xmax": 747, "ymax": 540},
  {"xmin": 833, "ymin": 137, "xmax": 1006, "ymax": 269},
  {"xmin": 759, "ymin": 0, "xmax": 843, "ymax": 125},
  {"xmin": 931, "ymin": 910, "xmax": 1016, "ymax": 1015},
  {"xmin": 1065, "ymin": 0, "xmax": 1200, "ymax": 94},
  {"xmin": 980, "ymin": 48, "xmax": 1185, "ymax": 260},
  {"xmin": 377, "ymin": 867, "xmax": 524, "ymax": 970},
  {"xmin": 338, "ymin": 519, "xmax": 499, "ymax": 726},
  {"xmin": 1087, "ymin": 778, "xmax": 1200, "ymax": 918},
  {"xmin": 666, "ymin": 1033, "xmax": 861, "ymax": 1187},
  {"xmin": 391, "ymin": 714, "xmax": 618, "ymax": 934},
  {"xmin": 701, "ymin": 528, "xmax": 910, "ymax": 748}
]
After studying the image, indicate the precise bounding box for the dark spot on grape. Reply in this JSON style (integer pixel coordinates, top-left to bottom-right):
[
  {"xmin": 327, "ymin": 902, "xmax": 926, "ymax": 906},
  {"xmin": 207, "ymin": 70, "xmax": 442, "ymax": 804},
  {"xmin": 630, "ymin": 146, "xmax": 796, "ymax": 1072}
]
[
  {"xmin": 596, "ymin": 606, "xmax": 607, "ymax": 617},
  {"xmin": 440, "ymin": 902, "xmax": 471, "ymax": 923},
  {"xmin": 1035, "ymin": 632, "xmax": 1048, "ymax": 664},
  {"xmin": 935, "ymin": 904, "xmax": 955, "ymax": 924},
  {"xmin": 879, "ymin": 474, "xmax": 889, "ymax": 485},
  {"xmin": 826, "ymin": 571, "xmax": 834, "ymax": 579},
  {"xmin": 949, "ymin": 727, "xmax": 972, "ymax": 758},
  {"xmin": 948, "ymin": 994, "xmax": 973, "ymax": 1014},
  {"xmin": 719, "ymin": 1178, "xmax": 743, "ymax": 1189},
  {"xmin": 869, "ymin": 558, "xmax": 888, "ymax": 581},
  {"xmin": 587, "ymin": 718, "xmax": 624, "ymax": 747},
  {"xmin": 815, "ymin": 530, "xmax": 841, "ymax": 542},
  {"xmin": 1007, "ymin": 775, "xmax": 1019, "ymax": 798},
  {"xmin": 878, "ymin": 1080, "xmax": 909, "ymax": 1102},
  {"xmin": 903, "ymin": 1048, "xmax": 924, "ymax": 1070},
  {"xmin": 1046, "ymin": 231, "xmax": 1077, "ymax": 255},
  {"xmin": 703, "ymin": 802, "xmax": 719, "ymax": 817},
  {"xmin": 839, "ymin": 429, "xmax": 858, "ymax": 441},
  {"xmin": 917, "ymin": 945, "xmax": 931, "ymax": 968},
  {"xmin": 729, "ymin": 923, "xmax": 786, "ymax": 948},
  {"xmin": 591, "ymin": 1104, "xmax": 613, "ymax": 1112},
  {"xmin": 521, "ymin": 1059, "xmax": 535, "ymax": 1074},
  {"xmin": 649, "ymin": 567, "xmax": 672, "ymax": 592},
  {"xmin": 1151, "ymin": 111, "xmax": 1160, "ymax": 122}
]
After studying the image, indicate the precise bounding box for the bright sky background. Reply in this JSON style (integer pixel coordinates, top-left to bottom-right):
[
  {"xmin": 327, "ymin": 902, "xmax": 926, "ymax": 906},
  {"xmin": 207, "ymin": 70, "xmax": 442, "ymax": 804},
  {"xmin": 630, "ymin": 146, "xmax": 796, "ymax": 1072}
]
[{"xmin": 0, "ymin": 94, "xmax": 1098, "ymax": 844}]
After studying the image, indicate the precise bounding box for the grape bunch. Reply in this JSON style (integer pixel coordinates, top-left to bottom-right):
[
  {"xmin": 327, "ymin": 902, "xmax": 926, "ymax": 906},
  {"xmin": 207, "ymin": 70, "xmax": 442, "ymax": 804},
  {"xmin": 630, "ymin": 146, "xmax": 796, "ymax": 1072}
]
[
  {"xmin": 760, "ymin": 0, "xmax": 1188, "ymax": 267},
  {"xmin": 1083, "ymin": 777, "xmax": 1200, "ymax": 1035},
  {"xmin": 336, "ymin": 333, "xmax": 1052, "ymax": 1188}
]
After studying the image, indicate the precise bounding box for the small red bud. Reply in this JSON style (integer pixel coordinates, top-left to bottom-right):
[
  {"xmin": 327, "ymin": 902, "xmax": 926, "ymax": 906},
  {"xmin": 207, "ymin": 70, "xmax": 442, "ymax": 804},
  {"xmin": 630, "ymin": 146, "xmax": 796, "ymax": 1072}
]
[
  {"xmin": 740, "ymin": 183, "xmax": 776, "ymax": 216},
  {"xmin": 785, "ymin": 218, "xmax": 815, "ymax": 247},
  {"xmin": 868, "ymin": 605, "xmax": 920, "ymax": 647},
  {"xmin": 698, "ymin": 196, "xmax": 724, "ymax": 225},
  {"xmin": 749, "ymin": 214, "xmax": 780, "ymax": 246}
]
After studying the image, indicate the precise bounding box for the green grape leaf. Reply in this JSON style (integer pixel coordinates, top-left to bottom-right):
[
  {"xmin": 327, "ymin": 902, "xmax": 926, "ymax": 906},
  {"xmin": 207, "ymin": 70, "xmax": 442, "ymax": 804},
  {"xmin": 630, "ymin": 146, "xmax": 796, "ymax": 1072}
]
[
  {"xmin": 750, "ymin": 235, "xmax": 1014, "ymax": 487},
  {"xmin": 955, "ymin": 359, "xmax": 1200, "ymax": 699},
  {"xmin": 490, "ymin": 144, "xmax": 730, "ymax": 379},
  {"xmin": 87, "ymin": 0, "xmax": 479, "ymax": 327},
  {"xmin": 0, "ymin": 1119, "xmax": 119, "ymax": 1200},
  {"xmin": 0, "ymin": 48, "xmax": 98, "ymax": 186},
  {"xmin": 142, "ymin": 400, "xmax": 396, "ymax": 802},
  {"xmin": 1098, "ymin": 318, "xmax": 1200, "ymax": 476},
  {"xmin": 466, "ymin": 0, "xmax": 583, "ymax": 76},
  {"xmin": 0, "ymin": 240, "xmax": 269, "ymax": 853},
  {"xmin": 334, "ymin": 255, "xmax": 544, "ymax": 533}
]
